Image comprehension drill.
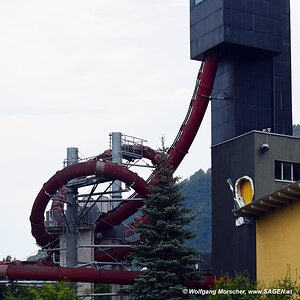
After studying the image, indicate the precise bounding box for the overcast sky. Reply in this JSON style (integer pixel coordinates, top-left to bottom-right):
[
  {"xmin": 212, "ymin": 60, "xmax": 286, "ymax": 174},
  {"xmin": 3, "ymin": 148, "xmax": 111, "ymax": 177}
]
[{"xmin": 0, "ymin": 1, "xmax": 299, "ymax": 260}]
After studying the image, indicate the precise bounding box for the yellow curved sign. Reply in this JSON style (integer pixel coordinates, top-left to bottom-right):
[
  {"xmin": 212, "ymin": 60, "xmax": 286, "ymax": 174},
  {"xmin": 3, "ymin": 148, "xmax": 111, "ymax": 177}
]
[{"xmin": 235, "ymin": 176, "xmax": 254, "ymax": 206}]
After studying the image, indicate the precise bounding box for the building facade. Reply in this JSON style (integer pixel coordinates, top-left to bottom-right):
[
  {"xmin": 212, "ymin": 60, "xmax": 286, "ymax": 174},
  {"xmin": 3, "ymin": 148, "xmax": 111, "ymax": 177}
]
[
  {"xmin": 190, "ymin": 0, "xmax": 292, "ymax": 145},
  {"xmin": 190, "ymin": 0, "xmax": 294, "ymax": 280},
  {"xmin": 212, "ymin": 131, "xmax": 300, "ymax": 278}
]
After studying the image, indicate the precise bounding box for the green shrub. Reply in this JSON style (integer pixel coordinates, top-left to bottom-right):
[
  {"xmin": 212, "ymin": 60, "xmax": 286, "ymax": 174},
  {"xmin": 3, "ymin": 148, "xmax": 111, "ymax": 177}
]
[
  {"xmin": 207, "ymin": 271, "xmax": 299, "ymax": 299},
  {"xmin": 5, "ymin": 282, "xmax": 79, "ymax": 300}
]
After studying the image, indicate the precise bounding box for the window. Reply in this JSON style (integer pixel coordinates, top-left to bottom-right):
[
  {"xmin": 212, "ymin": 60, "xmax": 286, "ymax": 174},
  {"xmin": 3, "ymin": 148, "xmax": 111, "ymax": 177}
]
[
  {"xmin": 195, "ymin": 0, "xmax": 204, "ymax": 5},
  {"xmin": 275, "ymin": 161, "xmax": 300, "ymax": 182},
  {"xmin": 282, "ymin": 162, "xmax": 291, "ymax": 181},
  {"xmin": 293, "ymin": 164, "xmax": 300, "ymax": 181}
]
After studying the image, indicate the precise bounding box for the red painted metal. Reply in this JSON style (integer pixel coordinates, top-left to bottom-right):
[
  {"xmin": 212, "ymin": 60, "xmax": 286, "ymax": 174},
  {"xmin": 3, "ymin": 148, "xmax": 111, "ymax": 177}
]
[
  {"xmin": 30, "ymin": 160, "xmax": 148, "ymax": 247},
  {"xmin": 96, "ymin": 145, "xmax": 159, "ymax": 165},
  {"xmin": 26, "ymin": 52, "xmax": 219, "ymax": 285},
  {"xmin": 168, "ymin": 52, "xmax": 219, "ymax": 169},
  {"xmin": 0, "ymin": 263, "xmax": 214, "ymax": 288},
  {"xmin": 95, "ymin": 51, "xmax": 219, "ymax": 232}
]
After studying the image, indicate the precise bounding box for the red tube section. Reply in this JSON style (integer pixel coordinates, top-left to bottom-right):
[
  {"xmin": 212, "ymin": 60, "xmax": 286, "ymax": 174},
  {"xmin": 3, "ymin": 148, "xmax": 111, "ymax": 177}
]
[
  {"xmin": 0, "ymin": 263, "xmax": 214, "ymax": 288},
  {"xmin": 95, "ymin": 51, "xmax": 219, "ymax": 232},
  {"xmin": 30, "ymin": 160, "xmax": 149, "ymax": 247},
  {"xmin": 14, "ymin": 52, "xmax": 219, "ymax": 286}
]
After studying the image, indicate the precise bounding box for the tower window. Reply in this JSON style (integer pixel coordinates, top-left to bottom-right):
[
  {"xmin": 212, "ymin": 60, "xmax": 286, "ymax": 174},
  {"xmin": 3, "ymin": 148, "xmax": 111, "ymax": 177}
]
[{"xmin": 275, "ymin": 161, "xmax": 300, "ymax": 182}]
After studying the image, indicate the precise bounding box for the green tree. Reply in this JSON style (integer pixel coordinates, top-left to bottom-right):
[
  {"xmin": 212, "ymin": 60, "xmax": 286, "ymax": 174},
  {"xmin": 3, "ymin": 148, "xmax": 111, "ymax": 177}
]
[
  {"xmin": 208, "ymin": 273, "xmax": 259, "ymax": 300},
  {"xmin": 208, "ymin": 271, "xmax": 300, "ymax": 299},
  {"xmin": 5, "ymin": 282, "xmax": 79, "ymax": 300},
  {"xmin": 93, "ymin": 283, "xmax": 110, "ymax": 300},
  {"xmin": 124, "ymin": 142, "xmax": 200, "ymax": 299},
  {"xmin": 180, "ymin": 168, "xmax": 212, "ymax": 252},
  {"xmin": 0, "ymin": 282, "xmax": 8, "ymax": 300}
]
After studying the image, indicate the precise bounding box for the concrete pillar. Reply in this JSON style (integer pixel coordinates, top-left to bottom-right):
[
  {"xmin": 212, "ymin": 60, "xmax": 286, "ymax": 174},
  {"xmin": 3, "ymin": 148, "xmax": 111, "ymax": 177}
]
[
  {"xmin": 111, "ymin": 132, "xmax": 122, "ymax": 208},
  {"xmin": 78, "ymin": 229, "xmax": 94, "ymax": 299},
  {"xmin": 65, "ymin": 147, "xmax": 79, "ymax": 267}
]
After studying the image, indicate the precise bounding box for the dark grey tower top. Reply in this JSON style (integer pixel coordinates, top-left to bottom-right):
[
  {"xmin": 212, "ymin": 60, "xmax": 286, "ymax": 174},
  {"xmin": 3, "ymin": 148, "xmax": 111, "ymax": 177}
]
[
  {"xmin": 190, "ymin": 0, "xmax": 292, "ymax": 144},
  {"xmin": 191, "ymin": 0, "xmax": 286, "ymax": 59}
]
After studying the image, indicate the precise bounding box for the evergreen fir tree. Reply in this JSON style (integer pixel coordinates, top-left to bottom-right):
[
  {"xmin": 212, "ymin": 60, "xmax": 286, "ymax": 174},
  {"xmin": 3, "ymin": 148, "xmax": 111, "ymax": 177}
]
[{"xmin": 125, "ymin": 141, "xmax": 200, "ymax": 299}]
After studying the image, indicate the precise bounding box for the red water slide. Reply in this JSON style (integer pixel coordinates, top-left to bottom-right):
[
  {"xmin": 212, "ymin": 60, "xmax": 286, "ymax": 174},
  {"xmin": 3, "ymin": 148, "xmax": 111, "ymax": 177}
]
[
  {"xmin": 95, "ymin": 51, "xmax": 219, "ymax": 232},
  {"xmin": 0, "ymin": 263, "xmax": 215, "ymax": 288},
  {"xmin": 0, "ymin": 52, "xmax": 219, "ymax": 286},
  {"xmin": 30, "ymin": 160, "xmax": 149, "ymax": 247}
]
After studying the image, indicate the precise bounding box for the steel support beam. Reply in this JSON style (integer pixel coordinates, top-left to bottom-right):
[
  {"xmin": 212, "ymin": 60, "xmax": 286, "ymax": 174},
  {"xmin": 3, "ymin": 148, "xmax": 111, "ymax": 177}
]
[{"xmin": 65, "ymin": 147, "xmax": 79, "ymax": 267}]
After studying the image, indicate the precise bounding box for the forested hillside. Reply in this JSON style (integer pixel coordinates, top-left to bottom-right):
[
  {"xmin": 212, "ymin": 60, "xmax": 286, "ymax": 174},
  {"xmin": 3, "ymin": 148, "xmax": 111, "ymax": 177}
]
[
  {"xmin": 293, "ymin": 124, "xmax": 300, "ymax": 137},
  {"xmin": 180, "ymin": 169, "xmax": 211, "ymax": 252}
]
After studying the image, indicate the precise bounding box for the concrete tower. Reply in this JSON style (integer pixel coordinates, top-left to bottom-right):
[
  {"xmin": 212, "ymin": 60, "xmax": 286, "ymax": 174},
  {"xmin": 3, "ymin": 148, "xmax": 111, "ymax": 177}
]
[
  {"xmin": 190, "ymin": 0, "xmax": 292, "ymax": 279},
  {"xmin": 191, "ymin": 0, "xmax": 292, "ymax": 145}
]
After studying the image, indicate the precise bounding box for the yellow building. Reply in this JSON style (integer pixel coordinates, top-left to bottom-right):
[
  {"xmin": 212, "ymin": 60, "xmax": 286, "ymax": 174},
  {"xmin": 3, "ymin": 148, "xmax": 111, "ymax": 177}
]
[{"xmin": 234, "ymin": 181, "xmax": 300, "ymax": 284}]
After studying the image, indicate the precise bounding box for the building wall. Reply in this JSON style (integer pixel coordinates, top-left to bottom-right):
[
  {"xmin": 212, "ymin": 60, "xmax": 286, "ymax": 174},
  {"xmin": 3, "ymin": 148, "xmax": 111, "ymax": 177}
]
[
  {"xmin": 191, "ymin": 0, "xmax": 294, "ymax": 282},
  {"xmin": 190, "ymin": 0, "xmax": 292, "ymax": 145},
  {"xmin": 222, "ymin": 0, "xmax": 283, "ymax": 54},
  {"xmin": 253, "ymin": 132, "xmax": 300, "ymax": 199},
  {"xmin": 212, "ymin": 132, "xmax": 256, "ymax": 279},
  {"xmin": 190, "ymin": 0, "xmax": 224, "ymax": 61},
  {"xmin": 212, "ymin": 131, "xmax": 300, "ymax": 280},
  {"xmin": 256, "ymin": 200, "xmax": 300, "ymax": 284},
  {"xmin": 190, "ymin": 0, "xmax": 284, "ymax": 60},
  {"xmin": 211, "ymin": 56, "xmax": 277, "ymax": 145}
]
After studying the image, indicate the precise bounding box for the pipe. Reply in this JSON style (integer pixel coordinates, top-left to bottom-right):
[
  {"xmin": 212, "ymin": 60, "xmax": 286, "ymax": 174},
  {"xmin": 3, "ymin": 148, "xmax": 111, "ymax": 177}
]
[
  {"xmin": 30, "ymin": 160, "xmax": 149, "ymax": 247},
  {"xmin": 95, "ymin": 52, "xmax": 219, "ymax": 232},
  {"xmin": 94, "ymin": 248, "xmax": 130, "ymax": 262},
  {"xmin": 0, "ymin": 264, "xmax": 139, "ymax": 285},
  {"xmin": 0, "ymin": 264, "xmax": 214, "ymax": 288},
  {"xmin": 31, "ymin": 53, "xmax": 219, "ymax": 241},
  {"xmin": 168, "ymin": 51, "xmax": 219, "ymax": 169},
  {"xmin": 28, "ymin": 52, "xmax": 219, "ymax": 284}
]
